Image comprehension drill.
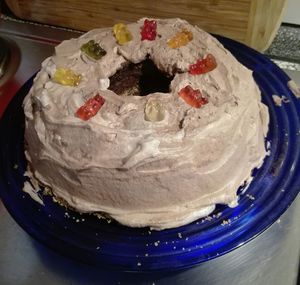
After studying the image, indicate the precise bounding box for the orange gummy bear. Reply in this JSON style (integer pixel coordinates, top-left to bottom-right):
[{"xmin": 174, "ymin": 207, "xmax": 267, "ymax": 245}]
[{"xmin": 167, "ymin": 29, "xmax": 193, "ymax": 49}]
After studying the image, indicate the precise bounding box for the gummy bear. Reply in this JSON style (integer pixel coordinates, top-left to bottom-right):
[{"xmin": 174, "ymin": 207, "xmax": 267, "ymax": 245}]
[
  {"xmin": 189, "ymin": 54, "xmax": 217, "ymax": 75},
  {"xmin": 167, "ymin": 29, "xmax": 193, "ymax": 49},
  {"xmin": 178, "ymin": 85, "xmax": 208, "ymax": 108},
  {"xmin": 53, "ymin": 68, "xmax": 81, "ymax": 86},
  {"xmin": 144, "ymin": 100, "xmax": 165, "ymax": 122},
  {"xmin": 113, "ymin": 23, "xmax": 133, "ymax": 45},
  {"xmin": 76, "ymin": 94, "xmax": 105, "ymax": 121},
  {"xmin": 80, "ymin": 40, "xmax": 106, "ymax": 60},
  {"xmin": 141, "ymin": 19, "xmax": 157, "ymax": 41}
]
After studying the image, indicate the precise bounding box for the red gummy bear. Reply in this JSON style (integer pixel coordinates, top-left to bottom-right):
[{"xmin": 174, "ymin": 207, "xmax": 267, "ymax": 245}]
[
  {"xmin": 178, "ymin": 85, "xmax": 208, "ymax": 108},
  {"xmin": 76, "ymin": 94, "xmax": 105, "ymax": 121},
  {"xmin": 189, "ymin": 54, "xmax": 217, "ymax": 75},
  {"xmin": 141, "ymin": 19, "xmax": 157, "ymax": 41}
]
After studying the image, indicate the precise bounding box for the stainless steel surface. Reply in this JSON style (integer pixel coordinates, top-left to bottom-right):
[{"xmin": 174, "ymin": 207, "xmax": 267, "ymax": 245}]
[
  {"xmin": 0, "ymin": 37, "xmax": 9, "ymax": 78},
  {"xmin": 0, "ymin": 18, "xmax": 299, "ymax": 285},
  {"xmin": 0, "ymin": 36, "xmax": 20, "ymax": 86}
]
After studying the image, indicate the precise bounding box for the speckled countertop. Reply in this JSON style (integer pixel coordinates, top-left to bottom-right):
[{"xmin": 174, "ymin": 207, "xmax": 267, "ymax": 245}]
[{"xmin": 265, "ymin": 24, "xmax": 300, "ymax": 71}]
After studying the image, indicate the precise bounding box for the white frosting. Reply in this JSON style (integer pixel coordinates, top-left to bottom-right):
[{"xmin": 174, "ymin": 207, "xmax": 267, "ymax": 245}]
[{"xmin": 23, "ymin": 18, "xmax": 269, "ymax": 230}]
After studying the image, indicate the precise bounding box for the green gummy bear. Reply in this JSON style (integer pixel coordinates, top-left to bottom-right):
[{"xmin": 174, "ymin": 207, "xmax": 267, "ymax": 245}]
[{"xmin": 80, "ymin": 40, "xmax": 106, "ymax": 60}]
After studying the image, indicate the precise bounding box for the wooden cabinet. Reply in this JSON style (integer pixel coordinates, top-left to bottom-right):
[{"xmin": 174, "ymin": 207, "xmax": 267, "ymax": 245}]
[{"xmin": 5, "ymin": 0, "xmax": 287, "ymax": 51}]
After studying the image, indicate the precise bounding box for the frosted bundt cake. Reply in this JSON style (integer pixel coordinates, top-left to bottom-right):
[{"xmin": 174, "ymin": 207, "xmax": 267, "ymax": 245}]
[{"xmin": 23, "ymin": 18, "xmax": 269, "ymax": 230}]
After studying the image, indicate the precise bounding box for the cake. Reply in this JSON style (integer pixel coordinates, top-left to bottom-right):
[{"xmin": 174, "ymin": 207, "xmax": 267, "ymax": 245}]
[{"xmin": 23, "ymin": 18, "xmax": 269, "ymax": 230}]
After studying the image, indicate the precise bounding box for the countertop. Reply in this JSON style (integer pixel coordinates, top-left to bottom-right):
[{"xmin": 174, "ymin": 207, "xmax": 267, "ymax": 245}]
[{"xmin": 0, "ymin": 17, "xmax": 299, "ymax": 285}]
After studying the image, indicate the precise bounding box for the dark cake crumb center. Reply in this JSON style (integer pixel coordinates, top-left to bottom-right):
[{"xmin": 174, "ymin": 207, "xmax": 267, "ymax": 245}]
[{"xmin": 108, "ymin": 59, "xmax": 174, "ymax": 96}]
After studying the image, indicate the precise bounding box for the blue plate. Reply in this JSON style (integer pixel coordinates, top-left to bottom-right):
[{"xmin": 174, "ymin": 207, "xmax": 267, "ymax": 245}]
[{"xmin": 0, "ymin": 36, "xmax": 299, "ymax": 271}]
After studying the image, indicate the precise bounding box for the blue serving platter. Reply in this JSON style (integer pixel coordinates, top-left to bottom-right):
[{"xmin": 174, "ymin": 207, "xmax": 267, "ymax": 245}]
[{"xmin": 0, "ymin": 36, "xmax": 299, "ymax": 272}]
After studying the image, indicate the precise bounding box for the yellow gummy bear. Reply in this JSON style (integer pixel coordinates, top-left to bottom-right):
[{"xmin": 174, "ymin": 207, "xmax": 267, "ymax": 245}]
[
  {"xmin": 53, "ymin": 68, "xmax": 81, "ymax": 86},
  {"xmin": 113, "ymin": 23, "xmax": 133, "ymax": 45},
  {"xmin": 167, "ymin": 29, "xmax": 193, "ymax": 49}
]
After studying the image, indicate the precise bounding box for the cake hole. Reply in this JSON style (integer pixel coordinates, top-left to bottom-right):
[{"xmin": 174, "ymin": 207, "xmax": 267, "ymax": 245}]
[{"xmin": 108, "ymin": 59, "xmax": 174, "ymax": 96}]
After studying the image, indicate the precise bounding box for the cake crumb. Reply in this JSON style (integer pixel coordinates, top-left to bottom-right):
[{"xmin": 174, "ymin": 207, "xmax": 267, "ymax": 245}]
[
  {"xmin": 96, "ymin": 246, "xmax": 100, "ymax": 250},
  {"xmin": 13, "ymin": 164, "xmax": 18, "ymax": 170},
  {"xmin": 221, "ymin": 219, "xmax": 231, "ymax": 226},
  {"xmin": 246, "ymin": 193, "xmax": 255, "ymax": 200},
  {"xmin": 137, "ymin": 262, "xmax": 142, "ymax": 266},
  {"xmin": 23, "ymin": 181, "xmax": 44, "ymax": 205},
  {"xmin": 288, "ymin": 80, "xmax": 300, "ymax": 97},
  {"xmin": 145, "ymin": 253, "xmax": 149, "ymax": 257},
  {"xmin": 205, "ymin": 216, "xmax": 213, "ymax": 221},
  {"xmin": 272, "ymin": 95, "xmax": 290, "ymax": 106},
  {"xmin": 178, "ymin": 233, "xmax": 182, "ymax": 239}
]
